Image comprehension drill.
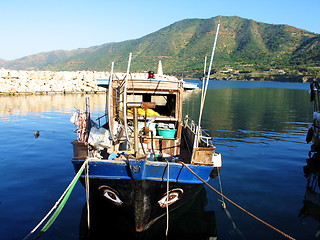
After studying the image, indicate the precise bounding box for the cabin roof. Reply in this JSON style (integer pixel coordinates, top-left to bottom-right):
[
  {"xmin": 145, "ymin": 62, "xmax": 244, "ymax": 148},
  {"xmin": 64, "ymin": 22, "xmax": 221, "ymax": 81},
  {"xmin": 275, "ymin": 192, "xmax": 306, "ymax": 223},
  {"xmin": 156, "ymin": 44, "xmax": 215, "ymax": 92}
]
[{"xmin": 97, "ymin": 72, "xmax": 183, "ymax": 92}]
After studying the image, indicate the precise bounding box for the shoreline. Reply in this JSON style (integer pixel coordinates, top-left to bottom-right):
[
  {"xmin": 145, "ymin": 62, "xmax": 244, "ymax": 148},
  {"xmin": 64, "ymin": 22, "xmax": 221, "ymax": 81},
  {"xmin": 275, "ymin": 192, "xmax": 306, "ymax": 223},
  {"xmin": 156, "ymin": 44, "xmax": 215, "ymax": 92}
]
[
  {"xmin": 210, "ymin": 74, "xmax": 319, "ymax": 83},
  {"xmin": 0, "ymin": 68, "xmax": 317, "ymax": 95}
]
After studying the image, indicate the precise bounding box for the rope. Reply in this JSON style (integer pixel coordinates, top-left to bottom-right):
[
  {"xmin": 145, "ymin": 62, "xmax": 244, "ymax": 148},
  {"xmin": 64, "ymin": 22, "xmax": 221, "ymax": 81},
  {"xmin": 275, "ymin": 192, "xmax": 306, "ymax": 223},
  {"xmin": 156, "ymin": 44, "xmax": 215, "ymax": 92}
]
[
  {"xmin": 217, "ymin": 168, "xmax": 226, "ymax": 208},
  {"xmin": 23, "ymin": 159, "xmax": 89, "ymax": 240},
  {"xmin": 165, "ymin": 161, "xmax": 170, "ymax": 238},
  {"xmin": 178, "ymin": 161, "xmax": 296, "ymax": 240},
  {"xmin": 215, "ymin": 167, "xmax": 245, "ymax": 238},
  {"xmin": 215, "ymin": 167, "xmax": 247, "ymax": 237},
  {"xmin": 85, "ymin": 160, "xmax": 90, "ymax": 230},
  {"xmin": 224, "ymin": 206, "xmax": 246, "ymax": 239}
]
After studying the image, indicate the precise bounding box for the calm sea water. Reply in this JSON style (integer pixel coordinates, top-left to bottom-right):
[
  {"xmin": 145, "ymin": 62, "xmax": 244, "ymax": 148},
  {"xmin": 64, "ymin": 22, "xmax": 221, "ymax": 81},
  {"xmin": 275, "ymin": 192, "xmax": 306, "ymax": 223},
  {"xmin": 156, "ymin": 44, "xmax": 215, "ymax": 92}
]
[{"xmin": 0, "ymin": 80, "xmax": 316, "ymax": 240}]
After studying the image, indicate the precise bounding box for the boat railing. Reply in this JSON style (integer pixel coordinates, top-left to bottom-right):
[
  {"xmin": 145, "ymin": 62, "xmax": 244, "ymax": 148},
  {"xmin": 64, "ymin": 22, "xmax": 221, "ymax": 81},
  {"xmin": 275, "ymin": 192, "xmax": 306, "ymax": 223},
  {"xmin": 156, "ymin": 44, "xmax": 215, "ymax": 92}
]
[
  {"xmin": 95, "ymin": 113, "xmax": 108, "ymax": 127},
  {"xmin": 183, "ymin": 115, "xmax": 213, "ymax": 147}
]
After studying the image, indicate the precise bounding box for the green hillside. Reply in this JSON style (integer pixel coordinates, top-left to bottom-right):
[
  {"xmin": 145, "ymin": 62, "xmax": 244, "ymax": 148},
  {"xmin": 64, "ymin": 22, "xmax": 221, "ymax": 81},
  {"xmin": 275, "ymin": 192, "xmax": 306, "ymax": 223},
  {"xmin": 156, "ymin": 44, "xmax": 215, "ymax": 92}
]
[{"xmin": 1, "ymin": 16, "xmax": 319, "ymax": 79}]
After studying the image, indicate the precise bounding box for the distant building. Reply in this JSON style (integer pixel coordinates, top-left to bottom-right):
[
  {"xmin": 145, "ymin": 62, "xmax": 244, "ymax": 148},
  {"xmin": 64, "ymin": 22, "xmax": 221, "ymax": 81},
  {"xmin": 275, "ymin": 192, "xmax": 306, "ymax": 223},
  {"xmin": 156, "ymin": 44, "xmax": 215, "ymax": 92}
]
[
  {"xmin": 278, "ymin": 69, "xmax": 286, "ymax": 74},
  {"xmin": 221, "ymin": 68, "xmax": 233, "ymax": 73}
]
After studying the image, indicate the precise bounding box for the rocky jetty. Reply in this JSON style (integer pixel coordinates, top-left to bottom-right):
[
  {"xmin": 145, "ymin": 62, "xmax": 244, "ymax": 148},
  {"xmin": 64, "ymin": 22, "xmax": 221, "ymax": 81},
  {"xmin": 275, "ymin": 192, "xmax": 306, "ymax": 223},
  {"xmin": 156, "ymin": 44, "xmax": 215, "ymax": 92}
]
[
  {"xmin": 0, "ymin": 69, "xmax": 179, "ymax": 95},
  {"xmin": 0, "ymin": 68, "xmax": 109, "ymax": 94}
]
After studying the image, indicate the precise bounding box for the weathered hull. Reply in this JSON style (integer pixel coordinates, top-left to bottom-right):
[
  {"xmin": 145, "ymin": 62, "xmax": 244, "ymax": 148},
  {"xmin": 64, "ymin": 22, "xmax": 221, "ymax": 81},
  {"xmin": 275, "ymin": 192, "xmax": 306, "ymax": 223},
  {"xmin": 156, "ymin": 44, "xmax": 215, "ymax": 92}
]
[
  {"xmin": 72, "ymin": 159, "xmax": 213, "ymax": 231},
  {"xmin": 79, "ymin": 187, "xmax": 217, "ymax": 239}
]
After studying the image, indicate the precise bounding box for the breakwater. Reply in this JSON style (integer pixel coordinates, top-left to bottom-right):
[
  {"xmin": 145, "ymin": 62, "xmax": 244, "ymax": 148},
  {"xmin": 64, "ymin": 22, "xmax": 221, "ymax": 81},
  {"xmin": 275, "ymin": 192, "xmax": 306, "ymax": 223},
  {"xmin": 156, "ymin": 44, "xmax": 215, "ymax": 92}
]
[
  {"xmin": 0, "ymin": 69, "xmax": 108, "ymax": 94},
  {"xmin": 0, "ymin": 69, "xmax": 178, "ymax": 95}
]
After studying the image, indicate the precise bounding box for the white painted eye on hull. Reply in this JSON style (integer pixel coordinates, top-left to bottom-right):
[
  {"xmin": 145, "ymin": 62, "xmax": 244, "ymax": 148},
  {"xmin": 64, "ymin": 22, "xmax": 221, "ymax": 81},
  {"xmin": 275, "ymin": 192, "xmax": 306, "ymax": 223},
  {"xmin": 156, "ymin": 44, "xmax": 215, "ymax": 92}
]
[
  {"xmin": 99, "ymin": 186, "xmax": 123, "ymax": 206},
  {"xmin": 158, "ymin": 188, "xmax": 184, "ymax": 208}
]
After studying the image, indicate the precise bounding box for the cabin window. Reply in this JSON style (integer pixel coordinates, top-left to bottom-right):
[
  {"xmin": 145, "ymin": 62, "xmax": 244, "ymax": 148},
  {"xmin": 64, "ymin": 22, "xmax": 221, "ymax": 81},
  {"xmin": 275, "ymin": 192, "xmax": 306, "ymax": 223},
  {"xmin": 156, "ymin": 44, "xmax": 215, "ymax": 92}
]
[
  {"xmin": 127, "ymin": 93, "xmax": 176, "ymax": 117},
  {"xmin": 151, "ymin": 96, "xmax": 167, "ymax": 106},
  {"xmin": 152, "ymin": 94, "xmax": 176, "ymax": 117},
  {"xmin": 127, "ymin": 95, "xmax": 142, "ymax": 102}
]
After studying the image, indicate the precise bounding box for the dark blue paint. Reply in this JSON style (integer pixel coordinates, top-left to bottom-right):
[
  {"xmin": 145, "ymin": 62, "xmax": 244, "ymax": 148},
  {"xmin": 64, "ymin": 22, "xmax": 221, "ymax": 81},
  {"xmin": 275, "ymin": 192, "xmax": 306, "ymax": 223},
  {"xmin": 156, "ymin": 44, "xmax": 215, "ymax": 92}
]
[{"xmin": 72, "ymin": 159, "xmax": 213, "ymax": 183}]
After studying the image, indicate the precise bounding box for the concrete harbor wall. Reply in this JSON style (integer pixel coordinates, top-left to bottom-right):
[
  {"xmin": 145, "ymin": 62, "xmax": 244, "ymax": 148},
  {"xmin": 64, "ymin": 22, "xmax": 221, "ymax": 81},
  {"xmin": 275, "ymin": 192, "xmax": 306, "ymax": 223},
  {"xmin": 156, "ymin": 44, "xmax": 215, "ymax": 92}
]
[{"xmin": 0, "ymin": 68, "xmax": 109, "ymax": 94}]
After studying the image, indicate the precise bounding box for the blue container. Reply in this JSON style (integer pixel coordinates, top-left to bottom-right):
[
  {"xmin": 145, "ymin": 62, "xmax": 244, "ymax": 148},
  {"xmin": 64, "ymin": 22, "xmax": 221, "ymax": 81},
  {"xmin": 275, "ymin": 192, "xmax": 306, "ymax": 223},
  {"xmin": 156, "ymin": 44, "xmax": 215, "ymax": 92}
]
[{"xmin": 157, "ymin": 128, "xmax": 177, "ymax": 138}]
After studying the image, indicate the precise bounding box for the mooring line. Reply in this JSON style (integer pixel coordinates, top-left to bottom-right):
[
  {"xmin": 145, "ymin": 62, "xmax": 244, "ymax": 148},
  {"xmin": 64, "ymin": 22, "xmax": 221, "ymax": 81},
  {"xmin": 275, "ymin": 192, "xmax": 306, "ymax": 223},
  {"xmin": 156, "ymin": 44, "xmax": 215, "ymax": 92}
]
[
  {"xmin": 178, "ymin": 161, "xmax": 296, "ymax": 240},
  {"xmin": 85, "ymin": 160, "xmax": 90, "ymax": 230},
  {"xmin": 165, "ymin": 161, "xmax": 170, "ymax": 239},
  {"xmin": 23, "ymin": 159, "xmax": 89, "ymax": 240}
]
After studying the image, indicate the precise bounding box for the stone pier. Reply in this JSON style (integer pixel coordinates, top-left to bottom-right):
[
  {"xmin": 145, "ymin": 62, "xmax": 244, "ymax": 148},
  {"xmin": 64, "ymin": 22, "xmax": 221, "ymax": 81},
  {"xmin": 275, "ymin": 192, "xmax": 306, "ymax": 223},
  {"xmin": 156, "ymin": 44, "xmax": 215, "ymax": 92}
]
[{"xmin": 0, "ymin": 68, "xmax": 109, "ymax": 94}]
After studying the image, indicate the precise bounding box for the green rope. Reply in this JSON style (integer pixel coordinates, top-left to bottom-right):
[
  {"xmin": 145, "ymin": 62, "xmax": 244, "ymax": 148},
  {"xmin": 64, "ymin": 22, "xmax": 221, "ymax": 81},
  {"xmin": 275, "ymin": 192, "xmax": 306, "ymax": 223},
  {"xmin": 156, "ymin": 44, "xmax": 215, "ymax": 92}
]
[
  {"xmin": 24, "ymin": 159, "xmax": 88, "ymax": 240},
  {"xmin": 41, "ymin": 171, "xmax": 80, "ymax": 231},
  {"xmin": 33, "ymin": 177, "xmax": 77, "ymax": 239}
]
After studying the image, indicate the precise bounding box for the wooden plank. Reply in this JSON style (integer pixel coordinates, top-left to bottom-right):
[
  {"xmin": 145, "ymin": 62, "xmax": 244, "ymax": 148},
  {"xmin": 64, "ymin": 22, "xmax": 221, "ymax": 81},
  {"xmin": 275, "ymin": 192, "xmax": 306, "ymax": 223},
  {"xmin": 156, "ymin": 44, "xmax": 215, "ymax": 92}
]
[
  {"xmin": 141, "ymin": 138, "xmax": 180, "ymax": 156},
  {"xmin": 126, "ymin": 80, "xmax": 182, "ymax": 91},
  {"xmin": 191, "ymin": 147, "xmax": 215, "ymax": 165}
]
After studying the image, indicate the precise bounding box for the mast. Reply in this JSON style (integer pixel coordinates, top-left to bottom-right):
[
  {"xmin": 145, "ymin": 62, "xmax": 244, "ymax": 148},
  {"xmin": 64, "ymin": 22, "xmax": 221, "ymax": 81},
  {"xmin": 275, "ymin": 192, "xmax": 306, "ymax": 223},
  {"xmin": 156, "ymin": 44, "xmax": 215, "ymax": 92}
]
[
  {"xmin": 192, "ymin": 22, "xmax": 220, "ymax": 153},
  {"xmin": 122, "ymin": 53, "xmax": 132, "ymax": 143},
  {"xmin": 107, "ymin": 62, "xmax": 115, "ymax": 141},
  {"xmin": 200, "ymin": 56, "xmax": 208, "ymax": 109},
  {"xmin": 108, "ymin": 53, "xmax": 132, "ymax": 145}
]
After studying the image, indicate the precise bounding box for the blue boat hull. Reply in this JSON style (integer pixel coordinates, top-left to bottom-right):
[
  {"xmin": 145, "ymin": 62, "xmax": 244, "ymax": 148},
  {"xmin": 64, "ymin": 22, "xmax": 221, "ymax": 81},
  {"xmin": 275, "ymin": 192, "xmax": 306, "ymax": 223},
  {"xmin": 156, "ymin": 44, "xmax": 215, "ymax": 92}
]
[
  {"xmin": 72, "ymin": 159, "xmax": 214, "ymax": 231},
  {"xmin": 72, "ymin": 159, "xmax": 213, "ymax": 183}
]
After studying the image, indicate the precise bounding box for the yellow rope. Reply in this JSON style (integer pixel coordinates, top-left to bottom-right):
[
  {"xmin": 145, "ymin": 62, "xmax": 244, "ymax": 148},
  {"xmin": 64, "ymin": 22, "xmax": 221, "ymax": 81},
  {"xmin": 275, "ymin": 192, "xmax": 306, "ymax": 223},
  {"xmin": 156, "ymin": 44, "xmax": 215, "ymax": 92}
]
[{"xmin": 179, "ymin": 162, "xmax": 296, "ymax": 240}]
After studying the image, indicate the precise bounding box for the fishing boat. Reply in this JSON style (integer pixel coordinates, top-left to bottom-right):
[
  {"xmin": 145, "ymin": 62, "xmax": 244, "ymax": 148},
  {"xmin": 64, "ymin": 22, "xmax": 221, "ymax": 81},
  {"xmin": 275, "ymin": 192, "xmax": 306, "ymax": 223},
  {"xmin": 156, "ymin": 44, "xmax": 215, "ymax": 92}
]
[
  {"xmin": 71, "ymin": 24, "xmax": 222, "ymax": 233},
  {"xmin": 307, "ymin": 79, "xmax": 320, "ymax": 155}
]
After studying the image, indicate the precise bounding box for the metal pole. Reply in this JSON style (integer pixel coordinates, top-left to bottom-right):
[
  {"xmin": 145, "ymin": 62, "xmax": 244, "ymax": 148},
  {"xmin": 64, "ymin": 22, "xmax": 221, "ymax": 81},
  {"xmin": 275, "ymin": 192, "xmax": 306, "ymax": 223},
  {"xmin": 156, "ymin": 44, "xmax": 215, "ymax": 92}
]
[
  {"xmin": 108, "ymin": 62, "xmax": 115, "ymax": 141},
  {"xmin": 194, "ymin": 23, "xmax": 220, "ymax": 150},
  {"xmin": 133, "ymin": 107, "xmax": 139, "ymax": 156},
  {"xmin": 123, "ymin": 53, "xmax": 132, "ymax": 143}
]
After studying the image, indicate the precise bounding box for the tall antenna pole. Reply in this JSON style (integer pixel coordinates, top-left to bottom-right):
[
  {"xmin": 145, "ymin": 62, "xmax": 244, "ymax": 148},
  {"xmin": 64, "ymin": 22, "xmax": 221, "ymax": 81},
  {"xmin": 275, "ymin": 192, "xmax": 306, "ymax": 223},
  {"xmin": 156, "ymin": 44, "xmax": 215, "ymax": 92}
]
[{"xmin": 193, "ymin": 22, "xmax": 220, "ymax": 152}]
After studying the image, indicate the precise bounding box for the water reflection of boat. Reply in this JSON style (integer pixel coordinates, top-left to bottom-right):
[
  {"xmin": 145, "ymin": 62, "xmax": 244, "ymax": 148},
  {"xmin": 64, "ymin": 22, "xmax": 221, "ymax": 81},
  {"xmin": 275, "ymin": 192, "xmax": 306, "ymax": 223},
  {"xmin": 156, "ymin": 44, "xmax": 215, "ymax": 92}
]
[
  {"xmin": 71, "ymin": 49, "xmax": 222, "ymax": 233},
  {"xmin": 301, "ymin": 80, "xmax": 320, "ymax": 233},
  {"xmin": 300, "ymin": 155, "xmax": 320, "ymax": 226},
  {"xmin": 307, "ymin": 80, "xmax": 320, "ymax": 155},
  {"xmin": 300, "ymin": 79, "xmax": 320, "ymax": 237},
  {"xmin": 79, "ymin": 187, "xmax": 217, "ymax": 240}
]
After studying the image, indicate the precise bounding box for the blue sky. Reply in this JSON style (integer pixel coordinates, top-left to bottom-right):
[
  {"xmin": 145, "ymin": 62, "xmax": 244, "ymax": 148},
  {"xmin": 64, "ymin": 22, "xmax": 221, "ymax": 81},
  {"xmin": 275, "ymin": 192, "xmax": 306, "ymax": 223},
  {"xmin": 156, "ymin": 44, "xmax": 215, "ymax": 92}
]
[{"xmin": 1, "ymin": 0, "xmax": 319, "ymax": 60}]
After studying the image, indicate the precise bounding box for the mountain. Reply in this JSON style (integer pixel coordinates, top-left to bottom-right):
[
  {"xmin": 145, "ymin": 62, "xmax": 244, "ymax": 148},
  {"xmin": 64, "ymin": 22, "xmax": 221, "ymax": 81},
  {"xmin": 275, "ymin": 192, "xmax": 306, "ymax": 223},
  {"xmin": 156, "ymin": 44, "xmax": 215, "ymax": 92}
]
[
  {"xmin": 1, "ymin": 16, "xmax": 319, "ymax": 78},
  {"xmin": 292, "ymin": 35, "xmax": 320, "ymax": 63},
  {"xmin": 0, "ymin": 47, "xmax": 100, "ymax": 70}
]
